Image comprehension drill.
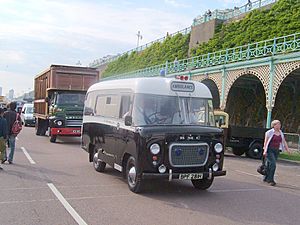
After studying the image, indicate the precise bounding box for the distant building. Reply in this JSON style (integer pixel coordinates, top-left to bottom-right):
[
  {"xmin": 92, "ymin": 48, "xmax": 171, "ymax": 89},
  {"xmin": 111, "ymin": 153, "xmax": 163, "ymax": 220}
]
[
  {"xmin": 8, "ymin": 89, "xmax": 14, "ymax": 100},
  {"xmin": 0, "ymin": 86, "xmax": 2, "ymax": 96}
]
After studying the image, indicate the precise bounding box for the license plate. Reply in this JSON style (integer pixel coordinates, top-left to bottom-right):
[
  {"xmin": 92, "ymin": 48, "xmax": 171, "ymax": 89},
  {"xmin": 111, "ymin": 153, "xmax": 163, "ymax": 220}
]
[
  {"xmin": 179, "ymin": 173, "xmax": 203, "ymax": 180},
  {"xmin": 72, "ymin": 130, "xmax": 81, "ymax": 133}
]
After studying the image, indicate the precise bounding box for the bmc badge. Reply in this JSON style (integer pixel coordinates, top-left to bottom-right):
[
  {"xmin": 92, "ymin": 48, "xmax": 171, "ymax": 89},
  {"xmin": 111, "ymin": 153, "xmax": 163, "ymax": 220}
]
[{"xmin": 171, "ymin": 81, "xmax": 195, "ymax": 92}]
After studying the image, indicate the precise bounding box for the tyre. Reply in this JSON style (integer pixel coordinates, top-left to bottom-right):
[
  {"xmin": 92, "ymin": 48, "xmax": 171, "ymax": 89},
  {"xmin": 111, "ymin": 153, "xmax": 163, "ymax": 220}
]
[
  {"xmin": 126, "ymin": 156, "xmax": 143, "ymax": 193},
  {"xmin": 35, "ymin": 119, "xmax": 42, "ymax": 135},
  {"xmin": 36, "ymin": 119, "xmax": 47, "ymax": 136},
  {"xmin": 232, "ymin": 147, "xmax": 245, "ymax": 156},
  {"xmin": 191, "ymin": 176, "xmax": 214, "ymax": 190},
  {"xmin": 50, "ymin": 135, "xmax": 57, "ymax": 143},
  {"xmin": 93, "ymin": 151, "xmax": 106, "ymax": 172},
  {"xmin": 246, "ymin": 143, "xmax": 263, "ymax": 159}
]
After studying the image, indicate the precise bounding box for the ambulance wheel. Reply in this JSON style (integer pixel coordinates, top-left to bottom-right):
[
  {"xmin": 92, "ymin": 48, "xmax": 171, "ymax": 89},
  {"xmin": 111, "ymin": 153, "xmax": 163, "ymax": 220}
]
[
  {"xmin": 126, "ymin": 156, "xmax": 143, "ymax": 193},
  {"xmin": 191, "ymin": 176, "xmax": 214, "ymax": 190},
  {"xmin": 93, "ymin": 151, "xmax": 106, "ymax": 172}
]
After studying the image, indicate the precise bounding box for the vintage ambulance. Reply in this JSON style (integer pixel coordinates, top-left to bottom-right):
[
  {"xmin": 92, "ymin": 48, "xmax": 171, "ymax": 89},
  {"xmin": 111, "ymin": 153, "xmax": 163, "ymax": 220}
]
[{"xmin": 82, "ymin": 77, "xmax": 226, "ymax": 193}]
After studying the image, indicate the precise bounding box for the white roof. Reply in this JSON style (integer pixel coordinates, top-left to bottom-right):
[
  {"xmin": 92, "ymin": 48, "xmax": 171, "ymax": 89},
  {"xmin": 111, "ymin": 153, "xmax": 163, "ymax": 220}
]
[{"xmin": 88, "ymin": 77, "xmax": 212, "ymax": 98}]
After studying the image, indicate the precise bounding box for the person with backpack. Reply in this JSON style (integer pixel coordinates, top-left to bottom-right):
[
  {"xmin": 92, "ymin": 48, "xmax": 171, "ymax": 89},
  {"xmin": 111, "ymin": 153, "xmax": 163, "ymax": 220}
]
[
  {"xmin": 3, "ymin": 102, "xmax": 22, "ymax": 164},
  {"xmin": 0, "ymin": 108, "xmax": 8, "ymax": 170}
]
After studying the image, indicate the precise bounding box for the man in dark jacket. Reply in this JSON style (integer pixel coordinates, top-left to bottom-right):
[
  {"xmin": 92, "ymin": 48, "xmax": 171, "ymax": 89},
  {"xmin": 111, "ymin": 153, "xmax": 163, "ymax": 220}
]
[
  {"xmin": 0, "ymin": 108, "xmax": 8, "ymax": 169},
  {"xmin": 3, "ymin": 102, "xmax": 21, "ymax": 164}
]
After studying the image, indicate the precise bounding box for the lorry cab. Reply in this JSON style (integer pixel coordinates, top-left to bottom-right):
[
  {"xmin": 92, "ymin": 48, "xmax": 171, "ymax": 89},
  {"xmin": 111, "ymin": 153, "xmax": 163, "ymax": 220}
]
[
  {"xmin": 82, "ymin": 77, "xmax": 226, "ymax": 193},
  {"xmin": 214, "ymin": 110, "xmax": 229, "ymax": 129}
]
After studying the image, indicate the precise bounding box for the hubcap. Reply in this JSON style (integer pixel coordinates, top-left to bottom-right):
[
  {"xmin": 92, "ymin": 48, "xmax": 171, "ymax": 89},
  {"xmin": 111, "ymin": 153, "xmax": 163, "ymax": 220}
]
[
  {"xmin": 254, "ymin": 148, "xmax": 259, "ymax": 154},
  {"xmin": 93, "ymin": 152, "xmax": 99, "ymax": 167},
  {"xmin": 128, "ymin": 166, "xmax": 137, "ymax": 186}
]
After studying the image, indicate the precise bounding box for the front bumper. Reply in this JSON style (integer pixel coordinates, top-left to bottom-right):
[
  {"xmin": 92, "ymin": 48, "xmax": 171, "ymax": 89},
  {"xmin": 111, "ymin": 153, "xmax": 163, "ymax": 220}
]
[
  {"xmin": 24, "ymin": 119, "xmax": 35, "ymax": 125},
  {"xmin": 51, "ymin": 127, "xmax": 81, "ymax": 136},
  {"xmin": 142, "ymin": 170, "xmax": 226, "ymax": 180}
]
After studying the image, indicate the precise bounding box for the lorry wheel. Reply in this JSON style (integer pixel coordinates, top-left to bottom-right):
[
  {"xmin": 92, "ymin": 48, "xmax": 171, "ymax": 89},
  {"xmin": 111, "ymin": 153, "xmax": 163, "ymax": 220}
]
[
  {"xmin": 126, "ymin": 156, "xmax": 143, "ymax": 193},
  {"xmin": 50, "ymin": 135, "xmax": 57, "ymax": 143},
  {"xmin": 93, "ymin": 151, "xmax": 106, "ymax": 172},
  {"xmin": 246, "ymin": 143, "xmax": 263, "ymax": 159},
  {"xmin": 35, "ymin": 119, "xmax": 42, "ymax": 135},
  {"xmin": 191, "ymin": 176, "xmax": 214, "ymax": 190},
  {"xmin": 232, "ymin": 147, "xmax": 245, "ymax": 156}
]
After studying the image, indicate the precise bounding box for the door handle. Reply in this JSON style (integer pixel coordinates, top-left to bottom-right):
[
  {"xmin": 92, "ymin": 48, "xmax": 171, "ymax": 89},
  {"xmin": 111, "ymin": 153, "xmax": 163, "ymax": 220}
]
[{"xmin": 123, "ymin": 136, "xmax": 129, "ymax": 143}]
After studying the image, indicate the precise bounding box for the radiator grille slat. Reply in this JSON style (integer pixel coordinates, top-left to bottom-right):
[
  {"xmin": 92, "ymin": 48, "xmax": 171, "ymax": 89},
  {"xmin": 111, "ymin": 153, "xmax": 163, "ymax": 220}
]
[
  {"xmin": 169, "ymin": 143, "xmax": 209, "ymax": 167},
  {"xmin": 65, "ymin": 120, "xmax": 82, "ymax": 127}
]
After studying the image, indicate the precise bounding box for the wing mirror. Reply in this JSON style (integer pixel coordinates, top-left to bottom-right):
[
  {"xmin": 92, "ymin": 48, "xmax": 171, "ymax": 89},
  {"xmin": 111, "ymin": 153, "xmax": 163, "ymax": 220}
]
[{"xmin": 125, "ymin": 115, "xmax": 132, "ymax": 126}]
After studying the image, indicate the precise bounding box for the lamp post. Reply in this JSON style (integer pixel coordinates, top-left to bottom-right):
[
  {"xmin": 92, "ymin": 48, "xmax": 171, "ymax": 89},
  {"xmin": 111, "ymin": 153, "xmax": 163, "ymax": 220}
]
[{"xmin": 136, "ymin": 31, "xmax": 143, "ymax": 49}]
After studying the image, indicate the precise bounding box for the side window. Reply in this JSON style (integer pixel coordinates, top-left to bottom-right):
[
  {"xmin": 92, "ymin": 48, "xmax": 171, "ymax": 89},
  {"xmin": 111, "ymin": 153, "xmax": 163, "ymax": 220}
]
[
  {"xmin": 95, "ymin": 95, "xmax": 120, "ymax": 118},
  {"xmin": 119, "ymin": 95, "xmax": 131, "ymax": 118}
]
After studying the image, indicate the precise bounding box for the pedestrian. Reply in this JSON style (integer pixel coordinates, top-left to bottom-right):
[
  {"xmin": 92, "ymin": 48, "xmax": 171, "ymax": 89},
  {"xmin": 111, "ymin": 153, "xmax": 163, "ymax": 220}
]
[
  {"xmin": 248, "ymin": 0, "xmax": 252, "ymax": 10},
  {"xmin": 207, "ymin": 9, "xmax": 212, "ymax": 18},
  {"xmin": 263, "ymin": 120, "xmax": 291, "ymax": 186},
  {"xmin": 3, "ymin": 101, "xmax": 22, "ymax": 164},
  {"xmin": 0, "ymin": 108, "xmax": 8, "ymax": 170}
]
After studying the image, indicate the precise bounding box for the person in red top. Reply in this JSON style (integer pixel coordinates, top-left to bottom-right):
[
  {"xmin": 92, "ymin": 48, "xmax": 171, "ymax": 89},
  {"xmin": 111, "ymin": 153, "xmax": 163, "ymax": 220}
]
[{"xmin": 263, "ymin": 120, "xmax": 291, "ymax": 186}]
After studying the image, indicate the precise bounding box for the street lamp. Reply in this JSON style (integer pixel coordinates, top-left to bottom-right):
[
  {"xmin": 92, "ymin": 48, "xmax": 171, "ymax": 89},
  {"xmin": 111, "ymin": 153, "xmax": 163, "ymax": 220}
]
[{"xmin": 136, "ymin": 31, "xmax": 143, "ymax": 48}]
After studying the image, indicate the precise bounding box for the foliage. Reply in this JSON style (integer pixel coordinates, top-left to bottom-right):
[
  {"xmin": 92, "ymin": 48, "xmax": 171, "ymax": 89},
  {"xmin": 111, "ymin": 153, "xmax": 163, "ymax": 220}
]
[
  {"xmin": 191, "ymin": 0, "xmax": 300, "ymax": 56},
  {"xmin": 279, "ymin": 152, "xmax": 300, "ymax": 162},
  {"xmin": 102, "ymin": 33, "xmax": 190, "ymax": 77},
  {"xmin": 103, "ymin": 0, "xmax": 299, "ymax": 77}
]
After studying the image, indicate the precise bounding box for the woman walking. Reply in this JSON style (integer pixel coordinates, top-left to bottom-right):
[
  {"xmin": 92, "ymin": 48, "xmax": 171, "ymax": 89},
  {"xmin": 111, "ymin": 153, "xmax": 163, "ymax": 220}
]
[{"xmin": 263, "ymin": 120, "xmax": 291, "ymax": 186}]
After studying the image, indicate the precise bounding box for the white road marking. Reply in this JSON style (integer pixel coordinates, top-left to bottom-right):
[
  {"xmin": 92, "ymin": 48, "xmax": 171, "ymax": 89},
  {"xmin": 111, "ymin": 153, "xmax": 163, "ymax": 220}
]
[
  {"xmin": 234, "ymin": 169, "xmax": 278, "ymax": 178},
  {"xmin": 1, "ymin": 187, "xmax": 47, "ymax": 191},
  {"xmin": 234, "ymin": 170, "xmax": 261, "ymax": 178},
  {"xmin": 21, "ymin": 147, "xmax": 36, "ymax": 164},
  {"xmin": 0, "ymin": 199, "xmax": 55, "ymax": 205},
  {"xmin": 211, "ymin": 188, "xmax": 268, "ymax": 193},
  {"xmin": 47, "ymin": 183, "xmax": 88, "ymax": 225},
  {"xmin": 66, "ymin": 194, "xmax": 131, "ymax": 201}
]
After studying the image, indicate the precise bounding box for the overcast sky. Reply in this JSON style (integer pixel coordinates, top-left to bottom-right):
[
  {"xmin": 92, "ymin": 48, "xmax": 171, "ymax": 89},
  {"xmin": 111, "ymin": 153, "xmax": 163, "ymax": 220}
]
[{"xmin": 0, "ymin": 0, "xmax": 245, "ymax": 97}]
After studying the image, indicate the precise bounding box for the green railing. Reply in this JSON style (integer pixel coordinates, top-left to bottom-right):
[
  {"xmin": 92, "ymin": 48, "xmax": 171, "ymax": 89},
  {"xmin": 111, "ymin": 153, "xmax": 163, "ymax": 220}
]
[
  {"xmin": 193, "ymin": 0, "xmax": 277, "ymax": 26},
  {"xmin": 102, "ymin": 32, "xmax": 300, "ymax": 80},
  {"xmin": 90, "ymin": 27, "xmax": 191, "ymax": 67}
]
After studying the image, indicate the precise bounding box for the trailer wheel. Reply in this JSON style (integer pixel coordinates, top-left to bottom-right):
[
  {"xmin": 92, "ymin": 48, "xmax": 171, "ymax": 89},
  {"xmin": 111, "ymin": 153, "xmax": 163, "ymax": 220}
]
[
  {"xmin": 126, "ymin": 156, "xmax": 143, "ymax": 193},
  {"xmin": 192, "ymin": 176, "xmax": 214, "ymax": 190},
  {"xmin": 246, "ymin": 143, "xmax": 263, "ymax": 159},
  {"xmin": 232, "ymin": 147, "xmax": 245, "ymax": 156},
  {"xmin": 50, "ymin": 135, "xmax": 57, "ymax": 143}
]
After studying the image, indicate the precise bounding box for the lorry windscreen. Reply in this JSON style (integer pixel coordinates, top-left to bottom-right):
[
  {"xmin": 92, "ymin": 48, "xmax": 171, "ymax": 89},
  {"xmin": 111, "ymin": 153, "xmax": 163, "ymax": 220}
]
[
  {"xmin": 132, "ymin": 94, "xmax": 215, "ymax": 126},
  {"xmin": 56, "ymin": 93, "xmax": 85, "ymax": 106}
]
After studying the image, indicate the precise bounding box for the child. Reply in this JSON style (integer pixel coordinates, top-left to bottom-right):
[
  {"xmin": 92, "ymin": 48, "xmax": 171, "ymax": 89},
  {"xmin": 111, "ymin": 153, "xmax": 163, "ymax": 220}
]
[{"xmin": 0, "ymin": 108, "xmax": 8, "ymax": 170}]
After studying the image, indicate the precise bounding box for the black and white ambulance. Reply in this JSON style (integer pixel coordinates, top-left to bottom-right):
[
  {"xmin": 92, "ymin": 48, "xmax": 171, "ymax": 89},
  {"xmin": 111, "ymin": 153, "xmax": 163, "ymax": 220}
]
[{"xmin": 81, "ymin": 77, "xmax": 226, "ymax": 193}]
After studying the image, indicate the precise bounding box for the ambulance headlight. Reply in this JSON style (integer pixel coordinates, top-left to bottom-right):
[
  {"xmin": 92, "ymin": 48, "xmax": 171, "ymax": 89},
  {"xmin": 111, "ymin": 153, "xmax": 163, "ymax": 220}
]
[
  {"xmin": 150, "ymin": 143, "xmax": 160, "ymax": 155},
  {"xmin": 214, "ymin": 143, "xmax": 223, "ymax": 153}
]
